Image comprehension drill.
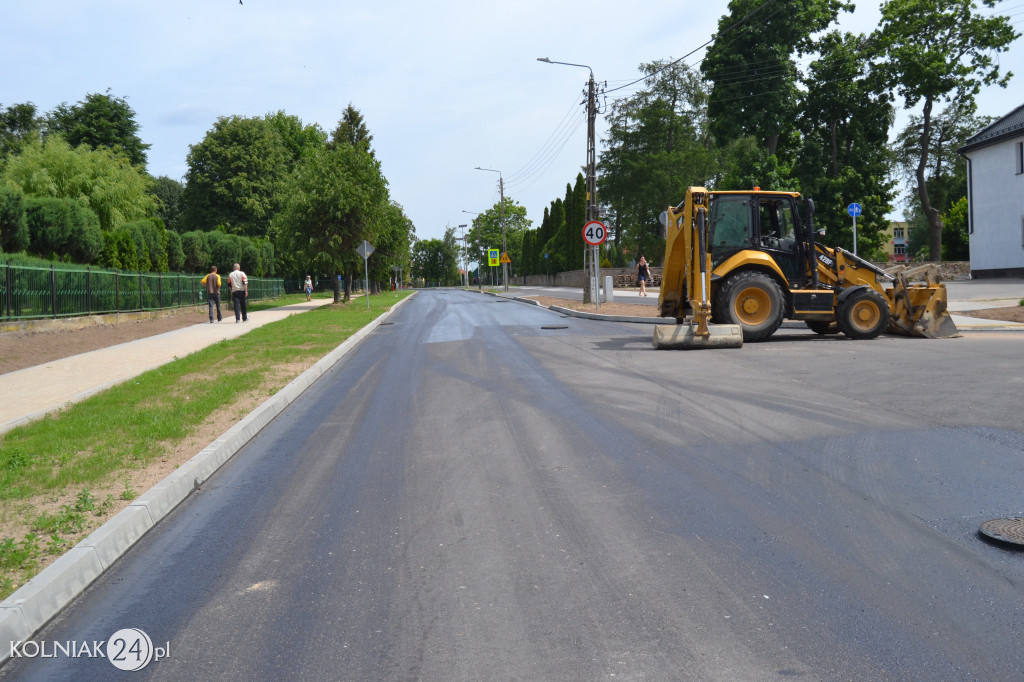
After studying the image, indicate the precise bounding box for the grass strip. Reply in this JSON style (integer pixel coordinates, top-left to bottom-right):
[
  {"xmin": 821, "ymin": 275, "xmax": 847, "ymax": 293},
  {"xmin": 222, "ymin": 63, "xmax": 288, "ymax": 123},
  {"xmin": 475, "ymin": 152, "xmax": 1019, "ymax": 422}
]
[{"xmin": 0, "ymin": 290, "xmax": 410, "ymax": 597}]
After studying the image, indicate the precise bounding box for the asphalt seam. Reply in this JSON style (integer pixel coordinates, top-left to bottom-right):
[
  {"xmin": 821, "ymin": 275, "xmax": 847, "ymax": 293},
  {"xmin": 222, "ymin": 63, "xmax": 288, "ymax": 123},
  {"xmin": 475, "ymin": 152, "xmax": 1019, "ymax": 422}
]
[{"xmin": 0, "ymin": 293, "xmax": 417, "ymax": 658}]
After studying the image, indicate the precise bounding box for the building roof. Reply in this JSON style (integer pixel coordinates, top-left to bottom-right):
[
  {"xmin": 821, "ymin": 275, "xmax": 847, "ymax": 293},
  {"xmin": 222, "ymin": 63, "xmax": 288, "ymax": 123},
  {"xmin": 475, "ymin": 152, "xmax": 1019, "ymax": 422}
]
[{"xmin": 959, "ymin": 102, "xmax": 1024, "ymax": 154}]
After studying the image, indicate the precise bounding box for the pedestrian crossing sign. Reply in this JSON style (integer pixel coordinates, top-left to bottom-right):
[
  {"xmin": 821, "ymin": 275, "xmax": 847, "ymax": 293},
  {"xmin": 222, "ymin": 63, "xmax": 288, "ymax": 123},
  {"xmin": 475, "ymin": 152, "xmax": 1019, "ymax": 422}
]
[
  {"xmin": 500, "ymin": 252, "xmax": 511, "ymax": 264},
  {"xmin": 488, "ymin": 249, "xmax": 500, "ymax": 266}
]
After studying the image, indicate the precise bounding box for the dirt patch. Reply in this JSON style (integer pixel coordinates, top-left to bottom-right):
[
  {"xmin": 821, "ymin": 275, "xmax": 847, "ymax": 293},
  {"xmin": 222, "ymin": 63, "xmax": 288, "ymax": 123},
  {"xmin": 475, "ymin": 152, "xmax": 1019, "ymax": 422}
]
[
  {"xmin": 955, "ymin": 306, "xmax": 1024, "ymax": 323},
  {"xmin": 0, "ymin": 310, "xmax": 208, "ymax": 375},
  {"xmin": 522, "ymin": 295, "xmax": 660, "ymax": 318}
]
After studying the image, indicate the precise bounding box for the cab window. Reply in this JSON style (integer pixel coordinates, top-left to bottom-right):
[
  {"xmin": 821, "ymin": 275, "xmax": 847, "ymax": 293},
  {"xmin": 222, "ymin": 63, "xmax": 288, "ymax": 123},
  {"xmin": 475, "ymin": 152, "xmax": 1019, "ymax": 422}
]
[{"xmin": 710, "ymin": 197, "xmax": 750, "ymax": 257}]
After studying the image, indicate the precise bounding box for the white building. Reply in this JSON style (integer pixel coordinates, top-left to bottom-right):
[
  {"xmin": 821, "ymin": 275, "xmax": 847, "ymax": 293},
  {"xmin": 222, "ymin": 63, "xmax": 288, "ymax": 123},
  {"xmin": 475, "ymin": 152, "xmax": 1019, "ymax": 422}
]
[{"xmin": 959, "ymin": 103, "xmax": 1024, "ymax": 278}]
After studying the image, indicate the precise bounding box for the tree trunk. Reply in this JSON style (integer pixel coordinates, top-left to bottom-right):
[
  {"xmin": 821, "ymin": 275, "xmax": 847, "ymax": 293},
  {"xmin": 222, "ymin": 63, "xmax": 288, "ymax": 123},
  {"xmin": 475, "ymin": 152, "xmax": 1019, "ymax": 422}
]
[
  {"xmin": 916, "ymin": 96, "xmax": 943, "ymax": 262},
  {"xmin": 830, "ymin": 121, "xmax": 839, "ymax": 177},
  {"xmin": 344, "ymin": 272, "xmax": 353, "ymax": 303}
]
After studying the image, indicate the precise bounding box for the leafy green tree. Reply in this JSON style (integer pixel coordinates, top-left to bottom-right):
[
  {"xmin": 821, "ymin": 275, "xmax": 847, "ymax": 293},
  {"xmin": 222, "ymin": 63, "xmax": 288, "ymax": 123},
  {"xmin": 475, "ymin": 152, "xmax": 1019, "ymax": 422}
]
[
  {"xmin": 367, "ymin": 201, "xmax": 414, "ymax": 289},
  {"xmin": 411, "ymin": 231, "xmax": 459, "ymax": 286},
  {"xmin": 793, "ymin": 30, "xmax": 896, "ymax": 254},
  {"xmin": 46, "ymin": 90, "xmax": 150, "ymax": 168},
  {"xmin": 273, "ymin": 142, "xmax": 389, "ymax": 302},
  {"xmin": 182, "ymin": 115, "xmax": 289, "ymax": 237},
  {"xmin": 941, "ymin": 196, "xmax": 970, "ymax": 260},
  {"xmin": 599, "ymin": 59, "xmax": 718, "ymax": 265},
  {"xmin": 165, "ymin": 228, "xmax": 185, "ymax": 271},
  {"xmin": 2, "ymin": 137, "xmax": 155, "ymax": 231},
  {"xmin": 541, "ymin": 199, "xmax": 569, "ymax": 273},
  {"xmin": 0, "ymin": 186, "xmax": 29, "ymax": 253},
  {"xmin": 151, "ymin": 176, "xmax": 185, "ymax": 233},
  {"xmin": 265, "ymin": 110, "xmax": 328, "ymax": 164},
  {"xmin": 702, "ymin": 0, "xmax": 853, "ymax": 157},
  {"xmin": 893, "ymin": 99, "xmax": 990, "ymax": 226},
  {"xmin": 466, "ymin": 197, "xmax": 531, "ymax": 278},
  {"xmin": 0, "ymin": 102, "xmax": 42, "ymax": 159},
  {"xmin": 873, "ymin": 0, "xmax": 1019, "ymax": 260}
]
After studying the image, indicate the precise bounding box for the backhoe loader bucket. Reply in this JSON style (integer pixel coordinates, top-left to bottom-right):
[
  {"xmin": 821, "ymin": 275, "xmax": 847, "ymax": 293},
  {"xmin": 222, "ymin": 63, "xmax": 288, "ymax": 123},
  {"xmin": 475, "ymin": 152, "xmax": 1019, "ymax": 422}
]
[
  {"xmin": 652, "ymin": 322, "xmax": 744, "ymax": 349},
  {"xmin": 885, "ymin": 268, "xmax": 959, "ymax": 339}
]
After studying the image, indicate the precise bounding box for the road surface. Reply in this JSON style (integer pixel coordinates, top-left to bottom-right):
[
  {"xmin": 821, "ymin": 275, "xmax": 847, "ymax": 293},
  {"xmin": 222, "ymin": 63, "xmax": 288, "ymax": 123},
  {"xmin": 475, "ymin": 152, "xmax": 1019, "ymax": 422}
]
[{"xmin": 4, "ymin": 289, "xmax": 1023, "ymax": 680}]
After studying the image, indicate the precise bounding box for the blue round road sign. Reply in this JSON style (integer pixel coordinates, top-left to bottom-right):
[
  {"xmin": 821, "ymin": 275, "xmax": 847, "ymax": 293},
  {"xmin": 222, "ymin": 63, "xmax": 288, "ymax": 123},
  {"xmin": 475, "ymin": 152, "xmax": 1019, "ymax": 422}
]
[{"xmin": 848, "ymin": 202, "xmax": 862, "ymax": 217}]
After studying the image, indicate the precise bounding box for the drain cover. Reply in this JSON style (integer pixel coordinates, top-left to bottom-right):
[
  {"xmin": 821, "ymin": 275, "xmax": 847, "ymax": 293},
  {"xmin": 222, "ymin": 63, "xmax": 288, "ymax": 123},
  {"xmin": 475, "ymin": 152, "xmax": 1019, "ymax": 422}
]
[
  {"xmin": 541, "ymin": 325, "xmax": 568, "ymax": 330},
  {"xmin": 978, "ymin": 518, "xmax": 1024, "ymax": 546}
]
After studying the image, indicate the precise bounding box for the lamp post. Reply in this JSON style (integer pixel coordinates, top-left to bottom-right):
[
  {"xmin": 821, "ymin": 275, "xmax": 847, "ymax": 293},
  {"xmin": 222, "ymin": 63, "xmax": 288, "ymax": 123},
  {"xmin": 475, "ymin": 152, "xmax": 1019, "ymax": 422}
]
[
  {"xmin": 474, "ymin": 166, "xmax": 507, "ymax": 292},
  {"xmin": 538, "ymin": 57, "xmax": 599, "ymax": 305},
  {"xmin": 462, "ymin": 210, "xmax": 482, "ymax": 290}
]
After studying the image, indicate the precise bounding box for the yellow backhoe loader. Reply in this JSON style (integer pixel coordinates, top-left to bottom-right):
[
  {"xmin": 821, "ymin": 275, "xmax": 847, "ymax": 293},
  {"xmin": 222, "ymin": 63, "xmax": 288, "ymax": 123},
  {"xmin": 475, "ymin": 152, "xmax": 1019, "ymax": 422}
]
[{"xmin": 652, "ymin": 186, "xmax": 958, "ymax": 349}]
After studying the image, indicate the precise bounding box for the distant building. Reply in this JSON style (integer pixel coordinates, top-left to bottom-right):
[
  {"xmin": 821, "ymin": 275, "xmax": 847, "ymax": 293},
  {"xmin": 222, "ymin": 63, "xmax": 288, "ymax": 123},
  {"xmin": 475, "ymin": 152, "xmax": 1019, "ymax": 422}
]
[
  {"xmin": 959, "ymin": 103, "xmax": 1024, "ymax": 278},
  {"xmin": 883, "ymin": 221, "xmax": 910, "ymax": 263}
]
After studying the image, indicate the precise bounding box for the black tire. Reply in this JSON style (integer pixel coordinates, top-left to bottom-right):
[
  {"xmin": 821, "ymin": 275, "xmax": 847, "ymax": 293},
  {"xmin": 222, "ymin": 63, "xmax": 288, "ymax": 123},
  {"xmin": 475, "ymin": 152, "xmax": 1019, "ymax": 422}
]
[
  {"xmin": 713, "ymin": 271, "xmax": 785, "ymax": 342},
  {"xmin": 805, "ymin": 320, "xmax": 840, "ymax": 335},
  {"xmin": 836, "ymin": 288, "xmax": 890, "ymax": 340}
]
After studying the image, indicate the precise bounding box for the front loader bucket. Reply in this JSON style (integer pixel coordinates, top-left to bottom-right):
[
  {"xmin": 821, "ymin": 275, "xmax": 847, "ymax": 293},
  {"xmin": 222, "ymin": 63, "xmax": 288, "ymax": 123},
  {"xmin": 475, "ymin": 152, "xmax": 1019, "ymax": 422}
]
[
  {"xmin": 887, "ymin": 273, "xmax": 959, "ymax": 339},
  {"xmin": 653, "ymin": 323, "xmax": 744, "ymax": 349}
]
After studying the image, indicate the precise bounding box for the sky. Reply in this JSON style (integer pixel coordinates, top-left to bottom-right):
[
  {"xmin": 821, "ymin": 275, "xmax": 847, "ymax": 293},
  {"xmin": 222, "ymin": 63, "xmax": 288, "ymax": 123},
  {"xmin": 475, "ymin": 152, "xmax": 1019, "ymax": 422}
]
[{"xmin": 4, "ymin": 0, "xmax": 1023, "ymax": 247}]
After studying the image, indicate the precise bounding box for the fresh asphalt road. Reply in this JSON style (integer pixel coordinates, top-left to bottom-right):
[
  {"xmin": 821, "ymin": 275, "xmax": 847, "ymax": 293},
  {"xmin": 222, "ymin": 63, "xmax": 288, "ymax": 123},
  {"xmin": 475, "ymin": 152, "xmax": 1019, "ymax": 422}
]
[{"xmin": 4, "ymin": 289, "xmax": 1024, "ymax": 680}]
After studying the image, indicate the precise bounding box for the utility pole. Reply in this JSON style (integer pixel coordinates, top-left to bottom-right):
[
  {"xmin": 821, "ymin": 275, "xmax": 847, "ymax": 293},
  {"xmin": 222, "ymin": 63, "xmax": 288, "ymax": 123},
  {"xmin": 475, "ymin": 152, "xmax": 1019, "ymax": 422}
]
[
  {"xmin": 538, "ymin": 57, "xmax": 601, "ymax": 304},
  {"xmin": 474, "ymin": 167, "xmax": 507, "ymax": 292},
  {"xmin": 457, "ymin": 224, "xmax": 469, "ymax": 287}
]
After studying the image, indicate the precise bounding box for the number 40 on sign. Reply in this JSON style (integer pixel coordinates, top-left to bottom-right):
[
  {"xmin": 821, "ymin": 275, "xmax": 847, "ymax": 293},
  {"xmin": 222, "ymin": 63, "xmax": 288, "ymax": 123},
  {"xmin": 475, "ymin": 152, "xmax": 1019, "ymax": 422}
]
[{"xmin": 582, "ymin": 220, "xmax": 608, "ymax": 246}]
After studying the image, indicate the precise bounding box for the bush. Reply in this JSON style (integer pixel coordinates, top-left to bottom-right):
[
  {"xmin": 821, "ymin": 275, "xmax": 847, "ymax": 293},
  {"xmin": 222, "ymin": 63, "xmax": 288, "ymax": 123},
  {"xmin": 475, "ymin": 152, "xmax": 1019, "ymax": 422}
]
[
  {"xmin": 0, "ymin": 186, "xmax": 29, "ymax": 253},
  {"xmin": 23, "ymin": 197, "xmax": 102, "ymax": 263}
]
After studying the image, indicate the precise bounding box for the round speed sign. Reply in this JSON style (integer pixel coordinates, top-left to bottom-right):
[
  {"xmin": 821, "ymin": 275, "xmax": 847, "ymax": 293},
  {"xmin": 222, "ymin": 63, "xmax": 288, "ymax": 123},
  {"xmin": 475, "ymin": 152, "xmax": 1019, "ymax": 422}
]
[{"xmin": 582, "ymin": 220, "xmax": 608, "ymax": 246}]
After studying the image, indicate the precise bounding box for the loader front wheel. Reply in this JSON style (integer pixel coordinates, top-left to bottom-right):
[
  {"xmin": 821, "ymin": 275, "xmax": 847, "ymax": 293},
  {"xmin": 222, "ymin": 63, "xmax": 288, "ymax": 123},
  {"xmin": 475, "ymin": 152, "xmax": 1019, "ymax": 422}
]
[
  {"xmin": 837, "ymin": 289, "xmax": 890, "ymax": 340},
  {"xmin": 714, "ymin": 271, "xmax": 785, "ymax": 342}
]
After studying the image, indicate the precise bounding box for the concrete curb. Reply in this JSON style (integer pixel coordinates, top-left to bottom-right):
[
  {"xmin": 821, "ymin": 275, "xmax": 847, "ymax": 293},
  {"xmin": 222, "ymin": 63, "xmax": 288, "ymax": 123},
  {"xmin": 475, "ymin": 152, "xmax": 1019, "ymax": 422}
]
[{"xmin": 0, "ymin": 293, "xmax": 417, "ymax": 658}]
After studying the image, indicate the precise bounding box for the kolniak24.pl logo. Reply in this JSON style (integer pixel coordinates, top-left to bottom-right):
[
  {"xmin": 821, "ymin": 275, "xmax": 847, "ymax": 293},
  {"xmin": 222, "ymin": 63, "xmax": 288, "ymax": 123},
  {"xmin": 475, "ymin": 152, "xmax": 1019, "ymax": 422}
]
[{"xmin": 9, "ymin": 628, "xmax": 169, "ymax": 671}]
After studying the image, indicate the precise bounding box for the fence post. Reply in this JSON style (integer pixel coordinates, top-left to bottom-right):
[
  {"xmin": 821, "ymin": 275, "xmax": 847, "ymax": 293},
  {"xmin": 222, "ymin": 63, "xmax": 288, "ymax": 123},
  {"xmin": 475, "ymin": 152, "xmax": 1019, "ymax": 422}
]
[
  {"xmin": 87, "ymin": 266, "xmax": 92, "ymax": 315},
  {"xmin": 51, "ymin": 264, "xmax": 57, "ymax": 319},
  {"xmin": 158, "ymin": 273, "xmax": 163, "ymax": 309},
  {"xmin": 138, "ymin": 271, "xmax": 143, "ymax": 312},
  {"xmin": 3, "ymin": 261, "xmax": 9, "ymax": 320},
  {"xmin": 115, "ymin": 270, "xmax": 120, "ymax": 312}
]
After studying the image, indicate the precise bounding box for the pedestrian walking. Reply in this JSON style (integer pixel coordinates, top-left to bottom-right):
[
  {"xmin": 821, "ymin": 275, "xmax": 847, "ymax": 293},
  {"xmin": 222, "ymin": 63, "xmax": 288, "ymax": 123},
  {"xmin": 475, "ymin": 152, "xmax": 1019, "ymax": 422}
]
[
  {"xmin": 635, "ymin": 256, "xmax": 651, "ymax": 297},
  {"xmin": 304, "ymin": 275, "xmax": 313, "ymax": 301},
  {"xmin": 229, "ymin": 263, "xmax": 248, "ymax": 322},
  {"xmin": 200, "ymin": 266, "xmax": 222, "ymax": 323}
]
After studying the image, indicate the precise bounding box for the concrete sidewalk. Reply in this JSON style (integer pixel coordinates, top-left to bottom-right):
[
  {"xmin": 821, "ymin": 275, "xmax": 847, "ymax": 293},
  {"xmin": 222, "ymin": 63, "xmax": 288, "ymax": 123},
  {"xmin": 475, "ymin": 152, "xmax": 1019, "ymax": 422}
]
[{"xmin": 0, "ymin": 298, "xmax": 336, "ymax": 434}]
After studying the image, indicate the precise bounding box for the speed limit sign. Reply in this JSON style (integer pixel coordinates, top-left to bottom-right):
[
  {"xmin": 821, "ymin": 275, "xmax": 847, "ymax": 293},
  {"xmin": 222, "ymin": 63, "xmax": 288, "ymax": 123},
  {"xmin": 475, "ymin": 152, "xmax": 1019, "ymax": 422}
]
[{"xmin": 582, "ymin": 220, "xmax": 608, "ymax": 246}]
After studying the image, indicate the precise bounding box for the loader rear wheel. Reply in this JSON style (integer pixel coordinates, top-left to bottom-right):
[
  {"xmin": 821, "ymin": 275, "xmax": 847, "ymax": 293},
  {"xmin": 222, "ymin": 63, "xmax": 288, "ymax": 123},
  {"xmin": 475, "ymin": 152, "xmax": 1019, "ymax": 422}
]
[
  {"xmin": 714, "ymin": 271, "xmax": 785, "ymax": 342},
  {"xmin": 805, "ymin": 320, "xmax": 839, "ymax": 335},
  {"xmin": 837, "ymin": 289, "xmax": 890, "ymax": 340}
]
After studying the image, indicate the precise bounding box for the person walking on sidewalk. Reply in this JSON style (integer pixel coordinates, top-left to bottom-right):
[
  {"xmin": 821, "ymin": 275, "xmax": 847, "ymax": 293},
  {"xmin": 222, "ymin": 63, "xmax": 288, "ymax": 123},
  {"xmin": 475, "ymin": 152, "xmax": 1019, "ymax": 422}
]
[
  {"xmin": 200, "ymin": 266, "xmax": 222, "ymax": 323},
  {"xmin": 635, "ymin": 256, "xmax": 651, "ymax": 297},
  {"xmin": 229, "ymin": 263, "xmax": 248, "ymax": 322},
  {"xmin": 304, "ymin": 275, "xmax": 313, "ymax": 301}
]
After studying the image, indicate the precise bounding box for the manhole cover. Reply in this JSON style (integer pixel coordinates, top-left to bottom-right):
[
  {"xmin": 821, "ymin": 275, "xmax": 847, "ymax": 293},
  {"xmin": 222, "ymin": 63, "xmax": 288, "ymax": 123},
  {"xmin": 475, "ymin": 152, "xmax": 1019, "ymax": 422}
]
[
  {"xmin": 978, "ymin": 518, "xmax": 1024, "ymax": 546},
  {"xmin": 541, "ymin": 325, "xmax": 568, "ymax": 330}
]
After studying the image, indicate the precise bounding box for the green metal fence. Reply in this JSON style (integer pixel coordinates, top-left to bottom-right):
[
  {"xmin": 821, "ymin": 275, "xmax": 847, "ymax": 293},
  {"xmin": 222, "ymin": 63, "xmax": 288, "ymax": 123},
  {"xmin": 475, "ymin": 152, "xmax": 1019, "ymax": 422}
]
[{"xmin": 1, "ymin": 263, "xmax": 285, "ymax": 321}]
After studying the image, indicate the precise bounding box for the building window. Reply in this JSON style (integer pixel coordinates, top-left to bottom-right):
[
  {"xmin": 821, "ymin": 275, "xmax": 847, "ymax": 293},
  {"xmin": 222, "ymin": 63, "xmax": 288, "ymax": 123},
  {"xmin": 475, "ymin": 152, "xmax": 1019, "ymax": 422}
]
[
  {"xmin": 1018, "ymin": 141, "xmax": 1024, "ymax": 175},
  {"xmin": 894, "ymin": 227, "xmax": 905, "ymax": 239}
]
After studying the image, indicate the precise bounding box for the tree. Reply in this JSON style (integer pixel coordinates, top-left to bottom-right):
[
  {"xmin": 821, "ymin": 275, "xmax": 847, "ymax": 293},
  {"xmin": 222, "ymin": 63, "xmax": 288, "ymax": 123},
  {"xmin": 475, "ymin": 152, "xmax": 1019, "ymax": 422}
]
[
  {"xmin": 265, "ymin": 110, "xmax": 328, "ymax": 164},
  {"xmin": 466, "ymin": 197, "xmax": 531, "ymax": 278},
  {"xmin": 793, "ymin": 30, "xmax": 896, "ymax": 254},
  {"xmin": 2, "ymin": 137, "xmax": 155, "ymax": 232},
  {"xmin": 273, "ymin": 142, "xmax": 389, "ymax": 302},
  {"xmin": 702, "ymin": 0, "xmax": 853, "ymax": 157},
  {"xmin": 0, "ymin": 186, "xmax": 29, "ymax": 253},
  {"xmin": 0, "ymin": 102, "xmax": 42, "ymax": 159},
  {"xmin": 599, "ymin": 59, "xmax": 718, "ymax": 265},
  {"xmin": 46, "ymin": 90, "xmax": 150, "ymax": 168},
  {"xmin": 151, "ymin": 176, "xmax": 185, "ymax": 233},
  {"xmin": 873, "ymin": 0, "xmax": 1018, "ymax": 261},
  {"xmin": 329, "ymin": 104, "xmax": 374, "ymax": 156},
  {"xmin": 23, "ymin": 197, "xmax": 103, "ymax": 263},
  {"xmin": 411, "ymin": 230, "xmax": 459, "ymax": 286},
  {"xmin": 182, "ymin": 115, "xmax": 289, "ymax": 237}
]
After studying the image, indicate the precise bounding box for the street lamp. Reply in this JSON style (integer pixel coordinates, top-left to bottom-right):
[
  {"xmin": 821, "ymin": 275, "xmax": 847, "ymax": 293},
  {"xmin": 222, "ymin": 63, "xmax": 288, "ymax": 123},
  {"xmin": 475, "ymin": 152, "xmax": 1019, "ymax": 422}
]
[
  {"xmin": 474, "ymin": 166, "xmax": 507, "ymax": 292},
  {"xmin": 538, "ymin": 56, "xmax": 600, "ymax": 307}
]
